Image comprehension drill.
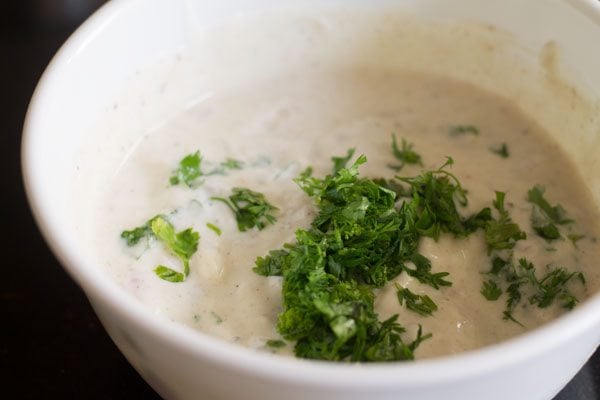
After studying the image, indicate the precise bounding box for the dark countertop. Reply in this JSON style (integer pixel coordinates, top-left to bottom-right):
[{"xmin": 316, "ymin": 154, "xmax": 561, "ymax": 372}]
[{"xmin": 1, "ymin": 2, "xmax": 598, "ymax": 399}]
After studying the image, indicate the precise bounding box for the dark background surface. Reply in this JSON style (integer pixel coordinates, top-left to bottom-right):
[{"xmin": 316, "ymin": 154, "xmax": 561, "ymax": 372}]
[{"xmin": 1, "ymin": 1, "xmax": 599, "ymax": 399}]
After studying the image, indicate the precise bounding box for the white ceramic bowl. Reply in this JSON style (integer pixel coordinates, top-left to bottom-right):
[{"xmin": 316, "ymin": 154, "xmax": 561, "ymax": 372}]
[{"xmin": 22, "ymin": 1, "xmax": 600, "ymax": 399}]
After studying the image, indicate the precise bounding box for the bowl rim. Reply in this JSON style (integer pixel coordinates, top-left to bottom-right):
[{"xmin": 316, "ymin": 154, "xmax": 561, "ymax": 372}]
[{"xmin": 21, "ymin": 0, "xmax": 600, "ymax": 389}]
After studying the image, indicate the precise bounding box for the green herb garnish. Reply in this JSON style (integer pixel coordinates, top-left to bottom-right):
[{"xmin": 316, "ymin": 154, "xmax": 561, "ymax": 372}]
[
  {"xmin": 331, "ymin": 148, "xmax": 356, "ymax": 174},
  {"xmin": 403, "ymin": 253, "xmax": 452, "ymax": 290},
  {"xmin": 121, "ymin": 215, "xmax": 199, "ymax": 282},
  {"xmin": 388, "ymin": 134, "xmax": 422, "ymax": 171},
  {"xmin": 170, "ymin": 152, "xmax": 244, "ymax": 186},
  {"xmin": 396, "ymin": 157, "xmax": 487, "ymax": 240},
  {"xmin": 490, "ymin": 143, "xmax": 509, "ymax": 158},
  {"xmin": 482, "ymin": 256, "xmax": 585, "ymax": 323},
  {"xmin": 220, "ymin": 158, "xmax": 244, "ymax": 171},
  {"xmin": 527, "ymin": 185, "xmax": 573, "ymax": 241},
  {"xmin": 120, "ymin": 219, "xmax": 155, "ymax": 246},
  {"xmin": 206, "ymin": 222, "xmax": 222, "ymax": 236},
  {"xmin": 395, "ymin": 285, "xmax": 438, "ymax": 316},
  {"xmin": 480, "ymin": 279, "xmax": 502, "ymax": 300},
  {"xmin": 151, "ymin": 216, "xmax": 199, "ymax": 282},
  {"xmin": 207, "ymin": 158, "xmax": 244, "ymax": 176},
  {"xmin": 212, "ymin": 188, "xmax": 278, "ymax": 231},
  {"xmin": 449, "ymin": 125, "xmax": 479, "ymax": 136},
  {"xmin": 253, "ymin": 153, "xmax": 507, "ymax": 361},
  {"xmin": 484, "ymin": 191, "xmax": 526, "ymax": 253},
  {"xmin": 170, "ymin": 151, "xmax": 203, "ymax": 187},
  {"xmin": 254, "ymin": 249, "xmax": 288, "ymax": 277}
]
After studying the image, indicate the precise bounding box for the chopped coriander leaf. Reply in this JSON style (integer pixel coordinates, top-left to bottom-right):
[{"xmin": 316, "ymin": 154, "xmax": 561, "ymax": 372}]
[
  {"xmin": 331, "ymin": 148, "xmax": 356, "ymax": 174},
  {"xmin": 170, "ymin": 151, "xmax": 203, "ymax": 187},
  {"xmin": 463, "ymin": 207, "xmax": 493, "ymax": 232},
  {"xmin": 480, "ymin": 280, "xmax": 502, "ymax": 300},
  {"xmin": 170, "ymin": 152, "xmax": 244, "ymax": 184},
  {"xmin": 154, "ymin": 265, "xmax": 185, "ymax": 282},
  {"xmin": 256, "ymin": 155, "xmax": 468, "ymax": 361},
  {"xmin": 404, "ymin": 253, "xmax": 452, "ymax": 290},
  {"xmin": 298, "ymin": 166, "xmax": 313, "ymax": 179},
  {"xmin": 490, "ymin": 256, "xmax": 509, "ymax": 275},
  {"xmin": 362, "ymin": 317, "xmax": 431, "ymax": 362},
  {"xmin": 485, "ymin": 256, "xmax": 585, "ymax": 324},
  {"xmin": 212, "ymin": 188, "xmax": 278, "ymax": 231},
  {"xmin": 254, "ymin": 249, "xmax": 288, "ymax": 276},
  {"xmin": 121, "ymin": 218, "xmax": 155, "ymax": 246},
  {"xmin": 528, "ymin": 185, "xmax": 573, "ymax": 224},
  {"xmin": 484, "ymin": 191, "xmax": 526, "ymax": 253},
  {"xmin": 372, "ymin": 178, "xmax": 410, "ymax": 199},
  {"xmin": 527, "ymin": 185, "xmax": 573, "ymax": 241},
  {"xmin": 388, "ymin": 134, "xmax": 422, "ymax": 172},
  {"xmin": 265, "ymin": 339, "xmax": 287, "ymax": 349},
  {"xmin": 206, "ymin": 222, "xmax": 222, "ymax": 236},
  {"xmin": 207, "ymin": 158, "xmax": 244, "ymax": 176},
  {"xmin": 531, "ymin": 207, "xmax": 561, "ymax": 240},
  {"xmin": 395, "ymin": 285, "xmax": 438, "ymax": 316},
  {"xmin": 406, "ymin": 325, "xmax": 433, "ymax": 355},
  {"xmin": 220, "ymin": 158, "xmax": 244, "ymax": 170},
  {"xmin": 503, "ymin": 279, "xmax": 526, "ymax": 325},
  {"xmin": 396, "ymin": 157, "xmax": 486, "ymax": 239},
  {"xmin": 490, "ymin": 143, "xmax": 509, "ymax": 158},
  {"xmin": 449, "ymin": 125, "xmax": 479, "ymax": 136},
  {"xmin": 151, "ymin": 216, "xmax": 199, "ymax": 281},
  {"xmin": 528, "ymin": 265, "xmax": 585, "ymax": 309}
]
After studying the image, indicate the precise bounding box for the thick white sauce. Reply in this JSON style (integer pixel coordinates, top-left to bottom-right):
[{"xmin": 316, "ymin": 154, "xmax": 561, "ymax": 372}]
[{"xmin": 90, "ymin": 14, "xmax": 600, "ymax": 359}]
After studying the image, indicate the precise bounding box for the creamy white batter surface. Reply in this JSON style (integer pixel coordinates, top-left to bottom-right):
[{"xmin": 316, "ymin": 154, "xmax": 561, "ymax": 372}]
[{"xmin": 95, "ymin": 68, "xmax": 600, "ymax": 359}]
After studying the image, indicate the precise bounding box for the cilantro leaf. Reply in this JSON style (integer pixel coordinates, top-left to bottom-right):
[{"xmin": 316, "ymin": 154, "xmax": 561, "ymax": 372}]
[
  {"xmin": 219, "ymin": 158, "xmax": 244, "ymax": 171},
  {"xmin": 528, "ymin": 266, "xmax": 585, "ymax": 309},
  {"xmin": 396, "ymin": 285, "xmax": 438, "ymax": 316},
  {"xmin": 503, "ymin": 284, "xmax": 525, "ymax": 325},
  {"xmin": 254, "ymin": 249, "xmax": 288, "ymax": 276},
  {"xmin": 206, "ymin": 158, "xmax": 244, "ymax": 176},
  {"xmin": 388, "ymin": 135, "xmax": 422, "ymax": 172},
  {"xmin": 256, "ymin": 155, "xmax": 460, "ymax": 362},
  {"xmin": 490, "ymin": 256, "xmax": 509, "ymax": 275},
  {"xmin": 480, "ymin": 279, "xmax": 502, "ymax": 300},
  {"xmin": 484, "ymin": 192, "xmax": 526, "ymax": 253},
  {"xmin": 154, "ymin": 265, "xmax": 185, "ymax": 282},
  {"xmin": 396, "ymin": 157, "xmax": 484, "ymax": 239},
  {"xmin": 404, "ymin": 253, "xmax": 452, "ymax": 290},
  {"xmin": 483, "ymin": 256, "xmax": 585, "ymax": 323},
  {"xmin": 122, "ymin": 216, "xmax": 199, "ymax": 282},
  {"xmin": 531, "ymin": 207, "xmax": 561, "ymax": 240},
  {"xmin": 170, "ymin": 151, "xmax": 203, "ymax": 187},
  {"xmin": 170, "ymin": 152, "xmax": 244, "ymax": 185},
  {"xmin": 527, "ymin": 185, "xmax": 573, "ymax": 241},
  {"xmin": 527, "ymin": 185, "xmax": 572, "ymax": 224},
  {"xmin": 449, "ymin": 125, "xmax": 479, "ymax": 136},
  {"xmin": 490, "ymin": 143, "xmax": 509, "ymax": 158},
  {"xmin": 121, "ymin": 219, "xmax": 155, "ymax": 246},
  {"xmin": 212, "ymin": 188, "xmax": 278, "ymax": 232},
  {"xmin": 150, "ymin": 216, "xmax": 199, "ymax": 280},
  {"xmin": 206, "ymin": 222, "xmax": 222, "ymax": 236},
  {"xmin": 331, "ymin": 148, "xmax": 356, "ymax": 174}
]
